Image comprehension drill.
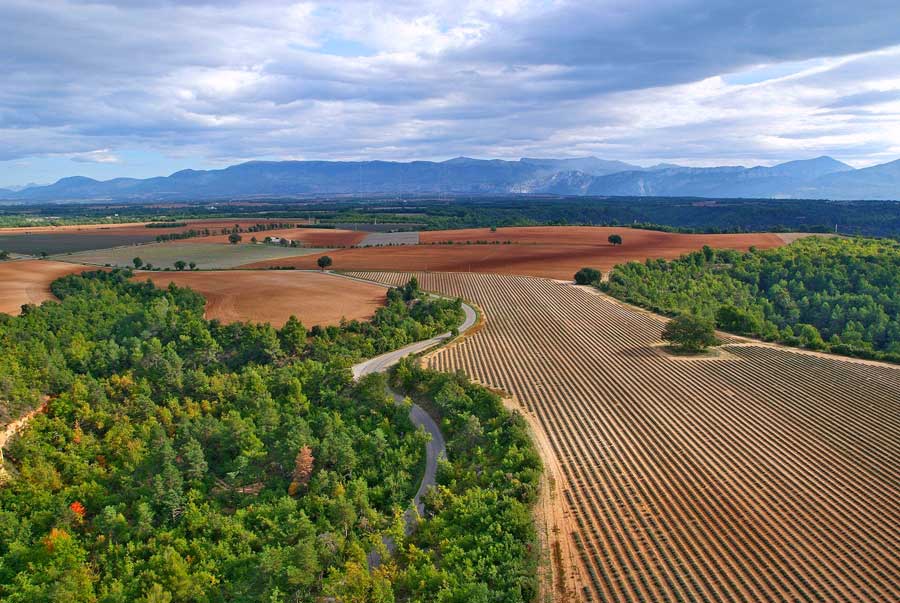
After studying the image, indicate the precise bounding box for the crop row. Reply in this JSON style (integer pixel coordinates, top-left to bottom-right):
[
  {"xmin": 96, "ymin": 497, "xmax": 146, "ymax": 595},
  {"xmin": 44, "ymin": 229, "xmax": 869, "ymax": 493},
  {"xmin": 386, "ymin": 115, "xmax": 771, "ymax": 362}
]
[{"xmin": 349, "ymin": 271, "xmax": 900, "ymax": 602}]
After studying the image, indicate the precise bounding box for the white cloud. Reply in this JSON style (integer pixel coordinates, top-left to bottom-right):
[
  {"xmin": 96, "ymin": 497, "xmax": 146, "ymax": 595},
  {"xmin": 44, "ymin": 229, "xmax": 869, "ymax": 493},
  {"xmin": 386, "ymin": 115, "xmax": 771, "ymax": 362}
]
[
  {"xmin": 1, "ymin": 0, "xmax": 900, "ymax": 179},
  {"xmin": 69, "ymin": 149, "xmax": 122, "ymax": 164}
]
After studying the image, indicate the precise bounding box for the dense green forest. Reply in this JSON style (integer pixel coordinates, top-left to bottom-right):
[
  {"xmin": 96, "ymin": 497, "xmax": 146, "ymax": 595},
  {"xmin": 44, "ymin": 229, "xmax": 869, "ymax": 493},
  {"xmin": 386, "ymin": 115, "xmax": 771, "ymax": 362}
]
[
  {"xmin": 0, "ymin": 270, "xmax": 539, "ymax": 601},
  {"xmin": 391, "ymin": 360, "xmax": 541, "ymax": 602},
  {"xmin": 605, "ymin": 236, "xmax": 900, "ymax": 362},
  {"xmin": 5, "ymin": 195, "xmax": 900, "ymax": 237}
]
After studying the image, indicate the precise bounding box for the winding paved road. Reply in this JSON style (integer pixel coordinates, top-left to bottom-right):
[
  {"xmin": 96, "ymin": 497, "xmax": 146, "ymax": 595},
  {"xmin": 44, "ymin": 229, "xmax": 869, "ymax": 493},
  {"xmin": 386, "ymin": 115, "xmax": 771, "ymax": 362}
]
[{"xmin": 346, "ymin": 278, "xmax": 476, "ymax": 563}]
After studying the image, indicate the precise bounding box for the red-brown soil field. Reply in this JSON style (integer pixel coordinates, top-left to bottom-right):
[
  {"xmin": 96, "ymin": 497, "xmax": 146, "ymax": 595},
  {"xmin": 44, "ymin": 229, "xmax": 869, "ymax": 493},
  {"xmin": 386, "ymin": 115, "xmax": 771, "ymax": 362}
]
[
  {"xmin": 135, "ymin": 270, "xmax": 385, "ymax": 327},
  {"xmin": 0, "ymin": 260, "xmax": 92, "ymax": 314},
  {"xmin": 350, "ymin": 271, "xmax": 900, "ymax": 603},
  {"xmin": 242, "ymin": 226, "xmax": 792, "ymax": 279}
]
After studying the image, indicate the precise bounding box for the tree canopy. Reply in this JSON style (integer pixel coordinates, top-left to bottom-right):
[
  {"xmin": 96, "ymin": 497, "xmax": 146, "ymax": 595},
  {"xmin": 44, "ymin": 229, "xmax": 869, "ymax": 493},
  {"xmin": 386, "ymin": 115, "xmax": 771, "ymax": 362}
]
[
  {"xmin": 605, "ymin": 236, "xmax": 900, "ymax": 362},
  {"xmin": 574, "ymin": 267, "xmax": 602, "ymax": 285},
  {"xmin": 0, "ymin": 270, "xmax": 538, "ymax": 602},
  {"xmin": 661, "ymin": 314, "xmax": 718, "ymax": 353}
]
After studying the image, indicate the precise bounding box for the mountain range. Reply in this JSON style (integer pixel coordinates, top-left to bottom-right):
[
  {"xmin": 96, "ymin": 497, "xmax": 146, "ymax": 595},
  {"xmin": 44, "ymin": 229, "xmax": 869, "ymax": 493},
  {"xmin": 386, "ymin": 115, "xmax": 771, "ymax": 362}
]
[{"xmin": 2, "ymin": 155, "xmax": 899, "ymax": 202}]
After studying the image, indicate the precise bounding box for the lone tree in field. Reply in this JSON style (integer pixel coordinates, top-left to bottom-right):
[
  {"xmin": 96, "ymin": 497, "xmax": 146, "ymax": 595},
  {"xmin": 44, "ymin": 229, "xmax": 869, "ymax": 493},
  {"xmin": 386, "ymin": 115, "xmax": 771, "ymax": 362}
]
[
  {"xmin": 662, "ymin": 314, "xmax": 717, "ymax": 353},
  {"xmin": 574, "ymin": 267, "xmax": 602, "ymax": 285},
  {"xmin": 317, "ymin": 255, "xmax": 333, "ymax": 271},
  {"xmin": 608, "ymin": 234, "xmax": 623, "ymax": 246},
  {"xmin": 132, "ymin": 257, "xmax": 143, "ymax": 268},
  {"xmin": 228, "ymin": 233, "xmax": 242, "ymax": 244},
  {"xmin": 189, "ymin": 261, "xmax": 197, "ymax": 270},
  {"xmin": 174, "ymin": 260, "xmax": 187, "ymax": 271}
]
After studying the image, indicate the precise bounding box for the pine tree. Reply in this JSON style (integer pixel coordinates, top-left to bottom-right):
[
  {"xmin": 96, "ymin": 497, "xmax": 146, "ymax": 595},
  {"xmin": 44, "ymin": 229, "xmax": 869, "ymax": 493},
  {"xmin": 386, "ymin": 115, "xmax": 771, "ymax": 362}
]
[{"xmin": 288, "ymin": 445, "xmax": 315, "ymax": 496}]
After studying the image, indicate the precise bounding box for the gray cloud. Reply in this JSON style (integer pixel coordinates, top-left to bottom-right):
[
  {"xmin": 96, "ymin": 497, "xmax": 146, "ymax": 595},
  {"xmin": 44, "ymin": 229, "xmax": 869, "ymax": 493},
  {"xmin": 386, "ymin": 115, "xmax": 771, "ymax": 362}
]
[{"xmin": 2, "ymin": 0, "xmax": 900, "ymax": 181}]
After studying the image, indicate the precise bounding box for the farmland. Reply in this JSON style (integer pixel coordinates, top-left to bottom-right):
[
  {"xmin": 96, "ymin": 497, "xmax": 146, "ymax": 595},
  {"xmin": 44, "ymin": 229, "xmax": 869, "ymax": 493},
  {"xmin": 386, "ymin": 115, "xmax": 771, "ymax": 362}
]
[
  {"xmin": 242, "ymin": 226, "xmax": 792, "ymax": 279},
  {"xmin": 57, "ymin": 241, "xmax": 329, "ymax": 269},
  {"xmin": 196, "ymin": 227, "xmax": 366, "ymax": 247},
  {"xmin": 347, "ymin": 271, "xmax": 900, "ymax": 603},
  {"xmin": 135, "ymin": 270, "xmax": 385, "ymax": 327},
  {"xmin": 0, "ymin": 260, "xmax": 92, "ymax": 314},
  {"xmin": 0, "ymin": 218, "xmax": 313, "ymax": 255}
]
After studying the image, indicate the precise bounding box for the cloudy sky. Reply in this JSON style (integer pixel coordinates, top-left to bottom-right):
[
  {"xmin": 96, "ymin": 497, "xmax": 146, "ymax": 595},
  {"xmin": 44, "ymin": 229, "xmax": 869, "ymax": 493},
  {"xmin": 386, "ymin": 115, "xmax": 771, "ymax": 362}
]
[{"xmin": 3, "ymin": 0, "xmax": 900, "ymax": 187}]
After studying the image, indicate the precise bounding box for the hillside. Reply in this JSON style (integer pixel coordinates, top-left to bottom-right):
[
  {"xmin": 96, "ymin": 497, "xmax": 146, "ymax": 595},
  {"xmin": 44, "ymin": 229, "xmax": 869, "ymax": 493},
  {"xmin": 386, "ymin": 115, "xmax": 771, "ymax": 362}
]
[{"xmin": 3, "ymin": 155, "xmax": 900, "ymax": 201}]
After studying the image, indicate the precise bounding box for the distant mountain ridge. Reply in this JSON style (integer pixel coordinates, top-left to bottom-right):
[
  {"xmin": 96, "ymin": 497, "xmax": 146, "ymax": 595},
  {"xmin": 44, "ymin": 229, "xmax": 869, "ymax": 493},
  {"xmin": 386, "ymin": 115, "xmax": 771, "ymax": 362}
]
[{"xmin": 2, "ymin": 155, "xmax": 898, "ymax": 201}]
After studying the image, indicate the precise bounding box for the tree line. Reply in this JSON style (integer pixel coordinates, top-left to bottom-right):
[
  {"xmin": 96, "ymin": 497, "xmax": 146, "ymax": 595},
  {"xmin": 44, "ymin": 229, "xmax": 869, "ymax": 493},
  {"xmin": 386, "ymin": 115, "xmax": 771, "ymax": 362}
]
[{"xmin": 604, "ymin": 236, "xmax": 900, "ymax": 362}]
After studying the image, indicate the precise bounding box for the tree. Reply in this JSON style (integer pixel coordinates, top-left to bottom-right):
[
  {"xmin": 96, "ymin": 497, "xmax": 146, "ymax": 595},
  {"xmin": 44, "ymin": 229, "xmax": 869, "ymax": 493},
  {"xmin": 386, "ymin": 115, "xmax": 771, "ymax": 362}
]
[
  {"xmin": 574, "ymin": 267, "xmax": 601, "ymax": 285},
  {"xmin": 174, "ymin": 260, "xmax": 187, "ymax": 271},
  {"xmin": 608, "ymin": 234, "xmax": 623, "ymax": 246},
  {"xmin": 133, "ymin": 257, "xmax": 144, "ymax": 269},
  {"xmin": 317, "ymin": 255, "xmax": 333, "ymax": 271},
  {"xmin": 181, "ymin": 438, "xmax": 208, "ymax": 482},
  {"xmin": 0, "ymin": 250, "xmax": 9, "ymax": 260},
  {"xmin": 280, "ymin": 315, "xmax": 307, "ymax": 355},
  {"xmin": 188, "ymin": 261, "xmax": 196, "ymax": 270},
  {"xmin": 250, "ymin": 236, "xmax": 257, "ymax": 244},
  {"xmin": 288, "ymin": 445, "xmax": 315, "ymax": 496},
  {"xmin": 715, "ymin": 305, "xmax": 759, "ymax": 334},
  {"xmin": 228, "ymin": 233, "xmax": 242, "ymax": 244},
  {"xmin": 662, "ymin": 314, "xmax": 717, "ymax": 353}
]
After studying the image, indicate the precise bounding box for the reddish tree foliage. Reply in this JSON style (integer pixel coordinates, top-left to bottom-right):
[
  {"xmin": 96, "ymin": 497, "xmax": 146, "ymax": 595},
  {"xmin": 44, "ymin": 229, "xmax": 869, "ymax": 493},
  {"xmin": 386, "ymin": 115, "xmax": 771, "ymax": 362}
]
[
  {"xmin": 69, "ymin": 501, "xmax": 86, "ymax": 518},
  {"xmin": 288, "ymin": 445, "xmax": 314, "ymax": 496},
  {"xmin": 43, "ymin": 527, "xmax": 71, "ymax": 552}
]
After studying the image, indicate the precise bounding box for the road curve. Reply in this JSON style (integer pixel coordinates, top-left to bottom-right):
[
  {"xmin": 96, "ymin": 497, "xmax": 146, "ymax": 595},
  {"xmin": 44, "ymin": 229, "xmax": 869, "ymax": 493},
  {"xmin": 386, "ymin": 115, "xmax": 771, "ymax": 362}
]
[
  {"xmin": 352, "ymin": 300, "xmax": 477, "ymax": 379},
  {"xmin": 344, "ymin": 275, "xmax": 477, "ymax": 558}
]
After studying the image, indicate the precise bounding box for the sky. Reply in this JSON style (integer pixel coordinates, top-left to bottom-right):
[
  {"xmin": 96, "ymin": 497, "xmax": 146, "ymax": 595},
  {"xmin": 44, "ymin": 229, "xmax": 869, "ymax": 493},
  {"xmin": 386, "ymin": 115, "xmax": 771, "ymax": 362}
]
[{"xmin": 3, "ymin": 0, "xmax": 900, "ymax": 187}]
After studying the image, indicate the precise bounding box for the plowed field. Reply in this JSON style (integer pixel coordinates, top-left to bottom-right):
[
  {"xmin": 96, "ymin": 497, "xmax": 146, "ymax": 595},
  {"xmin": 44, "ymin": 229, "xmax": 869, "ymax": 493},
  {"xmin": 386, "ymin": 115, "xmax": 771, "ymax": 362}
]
[
  {"xmin": 241, "ymin": 227, "xmax": 792, "ymax": 279},
  {"xmin": 136, "ymin": 270, "xmax": 385, "ymax": 327},
  {"xmin": 347, "ymin": 270, "xmax": 900, "ymax": 603},
  {"xmin": 0, "ymin": 260, "xmax": 92, "ymax": 314}
]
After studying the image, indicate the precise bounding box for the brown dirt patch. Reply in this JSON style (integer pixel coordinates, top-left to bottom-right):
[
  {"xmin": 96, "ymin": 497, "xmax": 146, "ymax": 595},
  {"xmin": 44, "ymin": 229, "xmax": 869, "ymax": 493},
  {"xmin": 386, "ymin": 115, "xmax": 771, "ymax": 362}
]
[
  {"xmin": 0, "ymin": 260, "xmax": 93, "ymax": 314},
  {"xmin": 241, "ymin": 227, "xmax": 791, "ymax": 279},
  {"xmin": 135, "ymin": 270, "xmax": 385, "ymax": 327}
]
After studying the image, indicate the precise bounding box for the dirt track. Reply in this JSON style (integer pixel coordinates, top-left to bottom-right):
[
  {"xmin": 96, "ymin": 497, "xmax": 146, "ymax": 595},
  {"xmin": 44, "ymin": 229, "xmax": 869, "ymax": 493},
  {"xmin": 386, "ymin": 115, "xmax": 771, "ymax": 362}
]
[
  {"xmin": 0, "ymin": 260, "xmax": 92, "ymax": 314},
  {"xmin": 136, "ymin": 270, "xmax": 385, "ymax": 327},
  {"xmin": 241, "ymin": 226, "xmax": 791, "ymax": 279}
]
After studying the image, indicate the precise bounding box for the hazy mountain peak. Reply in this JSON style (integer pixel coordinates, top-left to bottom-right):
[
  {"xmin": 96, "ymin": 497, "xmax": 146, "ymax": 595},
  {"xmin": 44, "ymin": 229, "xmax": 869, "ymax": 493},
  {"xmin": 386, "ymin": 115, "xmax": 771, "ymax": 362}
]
[{"xmin": 1, "ymin": 155, "xmax": 898, "ymax": 201}]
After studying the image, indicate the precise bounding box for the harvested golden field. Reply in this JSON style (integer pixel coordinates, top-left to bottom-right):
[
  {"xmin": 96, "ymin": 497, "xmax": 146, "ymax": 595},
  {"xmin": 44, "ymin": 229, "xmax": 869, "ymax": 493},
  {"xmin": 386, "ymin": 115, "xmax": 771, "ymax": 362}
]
[
  {"xmin": 136, "ymin": 270, "xmax": 385, "ymax": 327},
  {"xmin": 0, "ymin": 260, "xmax": 92, "ymax": 314},
  {"xmin": 242, "ymin": 226, "xmax": 791, "ymax": 279},
  {"xmin": 348, "ymin": 271, "xmax": 900, "ymax": 603}
]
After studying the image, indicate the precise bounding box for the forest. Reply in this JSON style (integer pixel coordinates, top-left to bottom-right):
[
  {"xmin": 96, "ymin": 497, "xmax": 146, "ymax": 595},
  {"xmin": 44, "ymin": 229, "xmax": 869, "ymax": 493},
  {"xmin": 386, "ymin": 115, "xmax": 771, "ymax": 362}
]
[
  {"xmin": 604, "ymin": 236, "xmax": 900, "ymax": 362},
  {"xmin": 5, "ymin": 195, "xmax": 900, "ymax": 237},
  {"xmin": 0, "ymin": 270, "xmax": 539, "ymax": 601}
]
